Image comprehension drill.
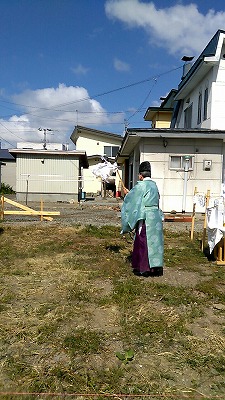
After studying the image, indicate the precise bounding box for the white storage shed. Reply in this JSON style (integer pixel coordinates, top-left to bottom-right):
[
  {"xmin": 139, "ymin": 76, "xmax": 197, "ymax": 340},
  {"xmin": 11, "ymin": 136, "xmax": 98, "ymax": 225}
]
[{"xmin": 9, "ymin": 148, "xmax": 88, "ymax": 202}]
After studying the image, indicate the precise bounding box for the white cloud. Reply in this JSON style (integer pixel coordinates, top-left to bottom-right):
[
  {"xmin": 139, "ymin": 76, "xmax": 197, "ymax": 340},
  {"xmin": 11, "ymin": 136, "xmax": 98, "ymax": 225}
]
[
  {"xmin": 0, "ymin": 84, "xmax": 124, "ymax": 148},
  {"xmin": 114, "ymin": 57, "xmax": 130, "ymax": 71},
  {"xmin": 105, "ymin": 0, "xmax": 225, "ymax": 56},
  {"xmin": 71, "ymin": 64, "xmax": 89, "ymax": 75}
]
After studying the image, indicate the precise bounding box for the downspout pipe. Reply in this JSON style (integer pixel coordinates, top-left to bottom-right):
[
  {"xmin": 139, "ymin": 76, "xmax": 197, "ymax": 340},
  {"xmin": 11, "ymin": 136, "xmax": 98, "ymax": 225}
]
[{"xmin": 182, "ymin": 155, "xmax": 191, "ymax": 213}]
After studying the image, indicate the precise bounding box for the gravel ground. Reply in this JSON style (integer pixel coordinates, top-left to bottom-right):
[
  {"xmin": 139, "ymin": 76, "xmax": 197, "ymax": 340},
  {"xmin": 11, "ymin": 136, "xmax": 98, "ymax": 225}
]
[{"xmin": 1, "ymin": 194, "xmax": 205, "ymax": 233}]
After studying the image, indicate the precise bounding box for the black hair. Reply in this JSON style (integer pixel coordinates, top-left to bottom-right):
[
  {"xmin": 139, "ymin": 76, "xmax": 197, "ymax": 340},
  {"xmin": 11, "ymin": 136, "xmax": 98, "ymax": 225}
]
[
  {"xmin": 140, "ymin": 171, "xmax": 151, "ymax": 178},
  {"xmin": 139, "ymin": 161, "xmax": 151, "ymax": 174}
]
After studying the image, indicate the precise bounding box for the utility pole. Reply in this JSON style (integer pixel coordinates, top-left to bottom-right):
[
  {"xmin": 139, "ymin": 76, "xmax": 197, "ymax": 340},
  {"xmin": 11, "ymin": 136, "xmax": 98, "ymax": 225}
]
[{"xmin": 38, "ymin": 128, "xmax": 53, "ymax": 149}]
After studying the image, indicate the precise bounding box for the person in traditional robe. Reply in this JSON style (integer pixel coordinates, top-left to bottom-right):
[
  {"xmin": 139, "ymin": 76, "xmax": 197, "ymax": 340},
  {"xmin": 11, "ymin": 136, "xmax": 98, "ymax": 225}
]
[{"xmin": 121, "ymin": 161, "xmax": 164, "ymax": 277}]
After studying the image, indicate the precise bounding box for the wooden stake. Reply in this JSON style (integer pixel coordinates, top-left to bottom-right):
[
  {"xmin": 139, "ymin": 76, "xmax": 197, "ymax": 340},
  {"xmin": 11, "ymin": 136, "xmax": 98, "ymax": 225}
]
[
  {"xmin": 116, "ymin": 169, "xmax": 125, "ymax": 190},
  {"xmin": 214, "ymin": 236, "xmax": 225, "ymax": 265},
  {"xmin": 40, "ymin": 198, "xmax": 43, "ymax": 222},
  {"xmin": 0, "ymin": 195, "xmax": 4, "ymax": 221}
]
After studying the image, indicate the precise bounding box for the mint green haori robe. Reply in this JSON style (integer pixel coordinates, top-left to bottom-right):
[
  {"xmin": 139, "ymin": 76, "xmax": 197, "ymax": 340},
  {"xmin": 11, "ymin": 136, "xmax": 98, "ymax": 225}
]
[{"xmin": 121, "ymin": 178, "xmax": 164, "ymax": 271}]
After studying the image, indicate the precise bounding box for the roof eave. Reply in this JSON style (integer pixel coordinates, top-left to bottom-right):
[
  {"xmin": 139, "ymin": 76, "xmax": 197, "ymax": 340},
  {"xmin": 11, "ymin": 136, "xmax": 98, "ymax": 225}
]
[
  {"xmin": 9, "ymin": 149, "xmax": 89, "ymax": 168},
  {"xmin": 117, "ymin": 132, "xmax": 141, "ymax": 161},
  {"xmin": 175, "ymin": 58, "xmax": 217, "ymax": 100},
  {"xmin": 126, "ymin": 128, "xmax": 225, "ymax": 139},
  {"xmin": 70, "ymin": 125, "xmax": 123, "ymax": 145},
  {"xmin": 144, "ymin": 108, "xmax": 173, "ymax": 121}
]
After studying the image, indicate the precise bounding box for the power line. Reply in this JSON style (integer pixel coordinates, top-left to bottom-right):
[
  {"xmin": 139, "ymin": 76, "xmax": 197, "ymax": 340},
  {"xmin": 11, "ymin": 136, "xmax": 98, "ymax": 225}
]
[
  {"xmin": 0, "ymin": 135, "xmax": 14, "ymax": 147},
  {"xmin": 0, "ymin": 65, "xmax": 182, "ymax": 143},
  {"xmin": 127, "ymin": 78, "xmax": 158, "ymax": 122},
  {"xmin": 0, "ymin": 107, "xmax": 145, "ymax": 125},
  {"xmin": 0, "ymin": 65, "xmax": 182, "ymax": 114},
  {"xmin": 0, "ymin": 121, "xmax": 25, "ymax": 141}
]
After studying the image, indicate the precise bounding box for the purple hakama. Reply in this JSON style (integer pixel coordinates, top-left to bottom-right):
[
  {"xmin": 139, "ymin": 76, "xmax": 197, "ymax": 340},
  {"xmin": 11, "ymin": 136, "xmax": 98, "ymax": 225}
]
[
  {"xmin": 132, "ymin": 221, "xmax": 163, "ymax": 277},
  {"xmin": 132, "ymin": 222, "xmax": 150, "ymax": 273}
]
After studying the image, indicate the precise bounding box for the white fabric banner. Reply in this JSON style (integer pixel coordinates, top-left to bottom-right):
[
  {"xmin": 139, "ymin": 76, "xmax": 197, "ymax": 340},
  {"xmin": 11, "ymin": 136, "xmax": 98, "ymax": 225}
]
[
  {"xmin": 92, "ymin": 161, "xmax": 118, "ymax": 182},
  {"xmin": 207, "ymin": 201, "xmax": 225, "ymax": 253}
]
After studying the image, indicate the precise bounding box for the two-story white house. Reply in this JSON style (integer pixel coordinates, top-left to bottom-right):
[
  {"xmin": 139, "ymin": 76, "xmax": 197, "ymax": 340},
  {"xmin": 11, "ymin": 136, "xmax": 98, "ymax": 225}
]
[
  {"xmin": 172, "ymin": 29, "xmax": 225, "ymax": 131},
  {"xmin": 70, "ymin": 125, "xmax": 123, "ymax": 196},
  {"xmin": 117, "ymin": 30, "xmax": 225, "ymax": 213}
]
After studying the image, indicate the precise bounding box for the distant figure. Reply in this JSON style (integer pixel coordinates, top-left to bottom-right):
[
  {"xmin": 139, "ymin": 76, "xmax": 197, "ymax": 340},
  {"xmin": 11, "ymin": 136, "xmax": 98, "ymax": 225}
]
[
  {"xmin": 105, "ymin": 174, "xmax": 116, "ymax": 197},
  {"xmin": 121, "ymin": 161, "xmax": 164, "ymax": 277}
]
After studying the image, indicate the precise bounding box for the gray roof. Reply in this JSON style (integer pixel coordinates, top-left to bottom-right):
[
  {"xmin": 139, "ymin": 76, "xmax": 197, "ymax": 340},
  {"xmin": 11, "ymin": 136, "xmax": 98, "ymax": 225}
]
[
  {"xmin": 9, "ymin": 149, "xmax": 89, "ymax": 168},
  {"xmin": 0, "ymin": 149, "xmax": 15, "ymax": 162},
  {"xmin": 70, "ymin": 125, "xmax": 123, "ymax": 144},
  {"xmin": 177, "ymin": 29, "xmax": 225, "ymax": 92},
  {"xmin": 126, "ymin": 127, "xmax": 225, "ymax": 138}
]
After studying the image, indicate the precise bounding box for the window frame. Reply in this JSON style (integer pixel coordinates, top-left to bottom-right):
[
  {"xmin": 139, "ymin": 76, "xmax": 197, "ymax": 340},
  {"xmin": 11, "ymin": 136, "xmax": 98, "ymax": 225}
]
[
  {"xmin": 104, "ymin": 145, "xmax": 120, "ymax": 158},
  {"xmin": 203, "ymin": 87, "xmax": 208, "ymax": 121},
  {"xmin": 184, "ymin": 103, "xmax": 193, "ymax": 128},
  {"xmin": 169, "ymin": 155, "xmax": 194, "ymax": 171},
  {"xmin": 197, "ymin": 91, "xmax": 202, "ymax": 125}
]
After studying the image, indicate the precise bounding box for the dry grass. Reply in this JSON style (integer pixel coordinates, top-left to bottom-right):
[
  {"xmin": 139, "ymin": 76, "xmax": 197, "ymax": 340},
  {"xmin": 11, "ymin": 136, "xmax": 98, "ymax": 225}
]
[{"xmin": 0, "ymin": 223, "xmax": 224, "ymax": 400}]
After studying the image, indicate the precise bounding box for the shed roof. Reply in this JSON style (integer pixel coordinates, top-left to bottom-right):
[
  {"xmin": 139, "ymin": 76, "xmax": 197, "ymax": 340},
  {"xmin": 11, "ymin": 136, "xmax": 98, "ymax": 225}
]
[
  {"xmin": 9, "ymin": 149, "xmax": 89, "ymax": 168},
  {"xmin": 70, "ymin": 125, "xmax": 123, "ymax": 144},
  {"xmin": 0, "ymin": 149, "xmax": 15, "ymax": 162}
]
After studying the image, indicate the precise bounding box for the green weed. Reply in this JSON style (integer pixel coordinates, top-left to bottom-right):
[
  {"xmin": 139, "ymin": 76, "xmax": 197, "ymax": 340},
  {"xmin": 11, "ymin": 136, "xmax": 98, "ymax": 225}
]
[{"xmin": 116, "ymin": 349, "xmax": 134, "ymax": 364}]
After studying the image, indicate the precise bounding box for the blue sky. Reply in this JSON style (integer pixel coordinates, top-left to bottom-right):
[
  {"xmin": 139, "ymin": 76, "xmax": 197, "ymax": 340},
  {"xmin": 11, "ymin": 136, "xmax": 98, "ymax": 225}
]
[{"xmin": 1, "ymin": 0, "xmax": 225, "ymax": 148}]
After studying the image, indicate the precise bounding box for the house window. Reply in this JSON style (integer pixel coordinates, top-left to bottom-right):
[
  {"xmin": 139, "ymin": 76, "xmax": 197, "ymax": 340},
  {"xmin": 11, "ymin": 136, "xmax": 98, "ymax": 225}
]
[
  {"xmin": 104, "ymin": 146, "xmax": 119, "ymax": 157},
  {"xmin": 197, "ymin": 92, "xmax": 202, "ymax": 124},
  {"xmin": 169, "ymin": 155, "xmax": 193, "ymax": 170},
  {"xmin": 184, "ymin": 104, "xmax": 192, "ymax": 128},
  {"xmin": 203, "ymin": 87, "xmax": 208, "ymax": 120}
]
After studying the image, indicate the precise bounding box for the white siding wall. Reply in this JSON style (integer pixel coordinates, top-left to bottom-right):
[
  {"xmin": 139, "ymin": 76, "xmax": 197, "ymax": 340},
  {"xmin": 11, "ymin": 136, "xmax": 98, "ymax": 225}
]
[
  {"xmin": 76, "ymin": 134, "xmax": 121, "ymax": 156},
  {"xmin": 16, "ymin": 154, "xmax": 80, "ymax": 202},
  {"xmin": 83, "ymin": 159, "xmax": 102, "ymax": 195},
  {"xmin": 177, "ymin": 68, "xmax": 214, "ymax": 129},
  {"xmin": 1, "ymin": 162, "xmax": 16, "ymax": 190},
  {"xmin": 210, "ymin": 51, "xmax": 225, "ymax": 129},
  {"xmin": 138, "ymin": 138, "xmax": 223, "ymax": 213}
]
